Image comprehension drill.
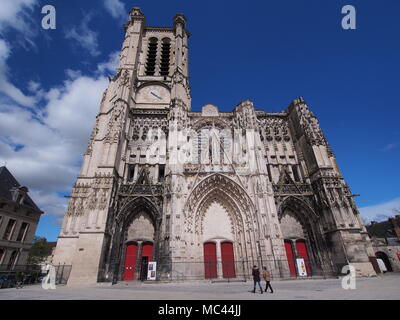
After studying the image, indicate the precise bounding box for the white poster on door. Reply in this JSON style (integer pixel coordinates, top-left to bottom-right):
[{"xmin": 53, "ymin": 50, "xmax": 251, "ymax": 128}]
[
  {"xmin": 296, "ymin": 258, "xmax": 307, "ymax": 277},
  {"xmin": 147, "ymin": 262, "xmax": 157, "ymax": 280}
]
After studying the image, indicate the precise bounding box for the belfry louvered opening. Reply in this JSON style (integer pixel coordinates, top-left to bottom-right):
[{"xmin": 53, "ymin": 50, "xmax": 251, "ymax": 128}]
[
  {"xmin": 160, "ymin": 38, "xmax": 171, "ymax": 76},
  {"xmin": 145, "ymin": 38, "xmax": 158, "ymax": 76}
]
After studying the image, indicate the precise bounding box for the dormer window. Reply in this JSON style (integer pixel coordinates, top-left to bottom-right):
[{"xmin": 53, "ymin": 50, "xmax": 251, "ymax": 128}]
[{"xmin": 10, "ymin": 186, "xmax": 28, "ymax": 205}]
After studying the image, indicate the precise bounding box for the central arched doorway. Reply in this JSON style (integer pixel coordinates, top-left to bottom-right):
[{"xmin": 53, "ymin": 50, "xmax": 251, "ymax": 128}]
[
  {"xmin": 203, "ymin": 241, "xmax": 236, "ymax": 279},
  {"xmin": 201, "ymin": 200, "xmax": 237, "ymax": 279},
  {"xmin": 185, "ymin": 174, "xmax": 256, "ymax": 280}
]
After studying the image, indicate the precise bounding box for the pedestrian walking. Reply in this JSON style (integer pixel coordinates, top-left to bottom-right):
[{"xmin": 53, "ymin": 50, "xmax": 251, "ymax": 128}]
[
  {"xmin": 252, "ymin": 265, "xmax": 263, "ymax": 294},
  {"xmin": 262, "ymin": 267, "xmax": 274, "ymax": 293}
]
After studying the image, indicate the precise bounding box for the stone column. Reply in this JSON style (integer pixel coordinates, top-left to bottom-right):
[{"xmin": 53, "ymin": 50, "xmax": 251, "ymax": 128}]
[
  {"xmin": 291, "ymin": 239, "xmax": 298, "ymax": 258},
  {"xmin": 216, "ymin": 240, "xmax": 223, "ymax": 279},
  {"xmin": 135, "ymin": 241, "xmax": 143, "ymax": 280}
]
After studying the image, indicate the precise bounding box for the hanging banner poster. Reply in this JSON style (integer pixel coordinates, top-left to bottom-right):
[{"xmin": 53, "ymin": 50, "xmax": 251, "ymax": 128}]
[
  {"xmin": 296, "ymin": 258, "xmax": 307, "ymax": 277},
  {"xmin": 147, "ymin": 262, "xmax": 157, "ymax": 281}
]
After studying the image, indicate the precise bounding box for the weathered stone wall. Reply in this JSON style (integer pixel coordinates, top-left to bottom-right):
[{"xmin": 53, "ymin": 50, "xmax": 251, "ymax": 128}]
[
  {"xmin": 127, "ymin": 212, "xmax": 155, "ymax": 241},
  {"xmin": 373, "ymin": 245, "xmax": 400, "ymax": 272}
]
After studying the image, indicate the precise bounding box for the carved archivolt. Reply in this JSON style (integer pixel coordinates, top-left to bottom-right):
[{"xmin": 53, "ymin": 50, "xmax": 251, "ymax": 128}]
[
  {"xmin": 184, "ymin": 174, "xmax": 256, "ymax": 235},
  {"xmin": 195, "ymin": 189, "xmax": 244, "ymax": 236},
  {"xmin": 277, "ymin": 195, "xmax": 318, "ymax": 225},
  {"xmin": 117, "ymin": 196, "xmax": 161, "ymax": 226}
]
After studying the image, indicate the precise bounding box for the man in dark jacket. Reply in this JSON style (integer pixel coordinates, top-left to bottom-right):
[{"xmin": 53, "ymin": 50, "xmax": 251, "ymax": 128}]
[{"xmin": 252, "ymin": 265, "xmax": 263, "ymax": 294}]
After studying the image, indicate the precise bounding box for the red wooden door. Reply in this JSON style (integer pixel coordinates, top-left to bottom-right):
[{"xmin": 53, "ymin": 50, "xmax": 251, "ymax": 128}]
[
  {"xmin": 221, "ymin": 242, "xmax": 236, "ymax": 278},
  {"xmin": 141, "ymin": 243, "xmax": 153, "ymax": 261},
  {"xmin": 204, "ymin": 242, "xmax": 217, "ymax": 279},
  {"xmin": 140, "ymin": 243, "xmax": 153, "ymax": 280},
  {"xmin": 296, "ymin": 240, "xmax": 312, "ymax": 276},
  {"xmin": 123, "ymin": 243, "xmax": 137, "ymax": 281},
  {"xmin": 284, "ymin": 240, "xmax": 296, "ymax": 277}
]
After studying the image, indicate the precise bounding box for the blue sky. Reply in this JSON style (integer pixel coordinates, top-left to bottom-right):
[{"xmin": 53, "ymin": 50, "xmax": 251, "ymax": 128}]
[{"xmin": 0, "ymin": 0, "xmax": 399, "ymax": 241}]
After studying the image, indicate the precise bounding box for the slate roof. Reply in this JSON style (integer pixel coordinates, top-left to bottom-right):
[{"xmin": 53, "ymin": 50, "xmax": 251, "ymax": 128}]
[{"xmin": 0, "ymin": 166, "xmax": 41, "ymax": 211}]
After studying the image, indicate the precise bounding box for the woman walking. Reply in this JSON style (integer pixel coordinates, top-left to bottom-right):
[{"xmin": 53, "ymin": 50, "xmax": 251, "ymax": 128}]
[{"xmin": 262, "ymin": 267, "xmax": 274, "ymax": 293}]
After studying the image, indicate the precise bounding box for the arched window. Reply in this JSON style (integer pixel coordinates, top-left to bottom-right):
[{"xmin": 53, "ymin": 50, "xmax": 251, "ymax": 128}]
[
  {"xmin": 160, "ymin": 38, "xmax": 171, "ymax": 76},
  {"xmin": 145, "ymin": 38, "xmax": 158, "ymax": 76}
]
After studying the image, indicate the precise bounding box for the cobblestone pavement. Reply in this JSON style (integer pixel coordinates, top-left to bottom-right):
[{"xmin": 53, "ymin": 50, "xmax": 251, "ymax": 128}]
[{"xmin": 0, "ymin": 273, "xmax": 399, "ymax": 300}]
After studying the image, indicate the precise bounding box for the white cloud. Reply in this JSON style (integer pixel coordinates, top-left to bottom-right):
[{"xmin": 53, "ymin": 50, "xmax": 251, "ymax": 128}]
[
  {"xmin": 0, "ymin": 39, "xmax": 37, "ymax": 107},
  {"xmin": 29, "ymin": 190, "xmax": 68, "ymax": 218},
  {"xmin": 0, "ymin": 0, "xmax": 118, "ymax": 225},
  {"xmin": 0, "ymin": 0, "xmax": 37, "ymax": 35},
  {"xmin": 0, "ymin": 71, "xmax": 109, "ymax": 190},
  {"xmin": 359, "ymin": 197, "xmax": 400, "ymax": 223},
  {"xmin": 65, "ymin": 14, "xmax": 100, "ymax": 57},
  {"xmin": 103, "ymin": 0, "xmax": 127, "ymax": 21},
  {"xmin": 97, "ymin": 51, "xmax": 120, "ymax": 75},
  {"xmin": 0, "ymin": 55, "xmax": 115, "ymax": 217}
]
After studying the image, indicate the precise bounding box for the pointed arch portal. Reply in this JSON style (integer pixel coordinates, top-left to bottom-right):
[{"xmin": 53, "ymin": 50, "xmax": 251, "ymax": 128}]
[
  {"xmin": 118, "ymin": 196, "xmax": 160, "ymax": 281},
  {"xmin": 186, "ymin": 174, "xmax": 258, "ymax": 279},
  {"xmin": 279, "ymin": 196, "xmax": 319, "ymax": 277}
]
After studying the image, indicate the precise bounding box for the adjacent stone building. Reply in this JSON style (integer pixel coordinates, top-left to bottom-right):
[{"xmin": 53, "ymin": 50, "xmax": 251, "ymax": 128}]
[
  {"xmin": 367, "ymin": 216, "xmax": 400, "ymax": 272},
  {"xmin": 52, "ymin": 8, "xmax": 376, "ymax": 285},
  {"xmin": 0, "ymin": 167, "xmax": 43, "ymax": 269}
]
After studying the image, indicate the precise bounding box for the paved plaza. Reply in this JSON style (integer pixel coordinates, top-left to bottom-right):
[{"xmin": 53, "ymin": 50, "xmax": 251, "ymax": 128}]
[{"xmin": 0, "ymin": 273, "xmax": 399, "ymax": 300}]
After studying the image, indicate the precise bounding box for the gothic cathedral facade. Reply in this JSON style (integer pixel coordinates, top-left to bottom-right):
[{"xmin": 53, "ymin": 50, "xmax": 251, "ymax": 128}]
[{"xmin": 52, "ymin": 8, "xmax": 376, "ymax": 285}]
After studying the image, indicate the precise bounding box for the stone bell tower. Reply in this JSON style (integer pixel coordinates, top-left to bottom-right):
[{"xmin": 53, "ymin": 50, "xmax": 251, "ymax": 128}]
[{"xmin": 52, "ymin": 8, "xmax": 191, "ymax": 285}]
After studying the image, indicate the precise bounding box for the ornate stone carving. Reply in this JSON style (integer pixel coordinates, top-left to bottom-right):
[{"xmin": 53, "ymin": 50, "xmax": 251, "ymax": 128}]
[
  {"xmin": 85, "ymin": 116, "xmax": 100, "ymax": 156},
  {"xmin": 292, "ymin": 99, "xmax": 327, "ymax": 146},
  {"xmin": 105, "ymin": 103, "xmax": 126, "ymax": 144}
]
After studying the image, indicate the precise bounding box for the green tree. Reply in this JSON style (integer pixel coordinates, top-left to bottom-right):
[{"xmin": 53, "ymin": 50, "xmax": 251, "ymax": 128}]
[{"xmin": 27, "ymin": 236, "xmax": 49, "ymax": 265}]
